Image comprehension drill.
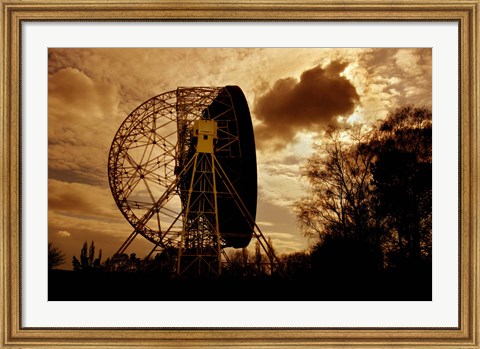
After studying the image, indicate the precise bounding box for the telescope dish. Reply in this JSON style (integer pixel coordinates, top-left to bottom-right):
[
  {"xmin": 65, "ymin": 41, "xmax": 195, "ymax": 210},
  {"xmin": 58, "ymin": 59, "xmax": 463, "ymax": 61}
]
[{"xmin": 108, "ymin": 86, "xmax": 277, "ymax": 276}]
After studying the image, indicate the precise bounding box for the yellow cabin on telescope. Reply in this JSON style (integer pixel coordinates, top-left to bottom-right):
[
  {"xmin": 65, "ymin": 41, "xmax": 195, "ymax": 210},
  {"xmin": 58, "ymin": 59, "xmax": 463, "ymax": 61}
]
[{"xmin": 193, "ymin": 119, "xmax": 217, "ymax": 153}]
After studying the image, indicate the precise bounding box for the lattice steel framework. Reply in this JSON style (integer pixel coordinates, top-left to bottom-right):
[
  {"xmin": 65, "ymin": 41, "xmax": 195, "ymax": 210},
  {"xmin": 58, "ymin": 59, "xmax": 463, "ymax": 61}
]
[{"xmin": 108, "ymin": 86, "xmax": 279, "ymax": 276}]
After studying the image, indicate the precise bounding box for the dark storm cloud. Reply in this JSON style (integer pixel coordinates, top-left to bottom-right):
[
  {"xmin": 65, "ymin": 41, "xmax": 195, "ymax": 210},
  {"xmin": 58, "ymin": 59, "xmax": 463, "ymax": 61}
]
[{"xmin": 253, "ymin": 61, "xmax": 359, "ymax": 149}]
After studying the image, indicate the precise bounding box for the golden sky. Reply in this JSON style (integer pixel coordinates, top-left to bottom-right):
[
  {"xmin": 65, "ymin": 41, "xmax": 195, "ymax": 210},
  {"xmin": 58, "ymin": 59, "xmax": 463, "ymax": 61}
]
[{"xmin": 48, "ymin": 48, "xmax": 432, "ymax": 268}]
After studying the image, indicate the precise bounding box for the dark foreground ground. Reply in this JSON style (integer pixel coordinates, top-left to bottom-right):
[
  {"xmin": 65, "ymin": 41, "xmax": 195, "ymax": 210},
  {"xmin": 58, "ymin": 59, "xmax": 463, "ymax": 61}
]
[{"xmin": 49, "ymin": 269, "xmax": 431, "ymax": 301}]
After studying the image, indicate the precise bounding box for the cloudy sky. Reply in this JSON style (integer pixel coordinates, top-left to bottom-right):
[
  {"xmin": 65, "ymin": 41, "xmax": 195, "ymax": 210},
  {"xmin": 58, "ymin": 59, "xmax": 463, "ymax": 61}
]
[{"xmin": 48, "ymin": 48, "xmax": 431, "ymax": 269}]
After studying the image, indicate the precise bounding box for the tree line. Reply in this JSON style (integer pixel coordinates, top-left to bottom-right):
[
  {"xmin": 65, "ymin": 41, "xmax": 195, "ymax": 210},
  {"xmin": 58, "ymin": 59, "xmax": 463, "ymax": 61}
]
[
  {"xmin": 49, "ymin": 240, "xmax": 283, "ymax": 277},
  {"xmin": 296, "ymin": 105, "xmax": 432, "ymax": 280}
]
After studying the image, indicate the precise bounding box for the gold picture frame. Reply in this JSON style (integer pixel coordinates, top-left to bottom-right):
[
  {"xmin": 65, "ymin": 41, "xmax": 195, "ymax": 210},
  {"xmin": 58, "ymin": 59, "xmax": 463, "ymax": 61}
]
[{"xmin": 1, "ymin": 1, "xmax": 478, "ymax": 348}]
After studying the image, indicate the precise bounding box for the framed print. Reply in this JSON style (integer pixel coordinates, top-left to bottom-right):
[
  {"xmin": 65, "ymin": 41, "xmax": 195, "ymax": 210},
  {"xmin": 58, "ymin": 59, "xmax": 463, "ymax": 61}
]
[{"xmin": 1, "ymin": 0, "xmax": 479, "ymax": 348}]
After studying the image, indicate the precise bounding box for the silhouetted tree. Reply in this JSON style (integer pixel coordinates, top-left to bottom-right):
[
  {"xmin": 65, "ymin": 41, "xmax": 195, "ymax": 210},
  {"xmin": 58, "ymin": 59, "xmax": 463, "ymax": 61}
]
[
  {"xmin": 103, "ymin": 253, "xmax": 131, "ymax": 272},
  {"xmin": 48, "ymin": 242, "xmax": 65, "ymax": 270},
  {"xmin": 266, "ymin": 236, "xmax": 276, "ymax": 272},
  {"xmin": 224, "ymin": 248, "xmax": 250, "ymax": 277},
  {"xmin": 143, "ymin": 249, "xmax": 177, "ymax": 274},
  {"xmin": 296, "ymin": 106, "xmax": 432, "ymax": 275},
  {"xmin": 296, "ymin": 126, "xmax": 384, "ymax": 270},
  {"xmin": 254, "ymin": 241, "xmax": 264, "ymax": 274},
  {"xmin": 103, "ymin": 248, "xmax": 178, "ymax": 274},
  {"xmin": 224, "ymin": 243, "xmax": 278, "ymax": 277},
  {"xmin": 72, "ymin": 241, "xmax": 103, "ymax": 271},
  {"xmin": 281, "ymin": 251, "xmax": 311, "ymax": 278},
  {"xmin": 369, "ymin": 106, "xmax": 432, "ymax": 268}
]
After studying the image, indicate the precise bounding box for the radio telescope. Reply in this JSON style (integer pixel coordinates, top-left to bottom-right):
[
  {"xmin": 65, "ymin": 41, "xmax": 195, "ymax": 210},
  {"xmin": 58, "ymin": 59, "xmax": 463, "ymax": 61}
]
[{"xmin": 108, "ymin": 86, "xmax": 279, "ymax": 276}]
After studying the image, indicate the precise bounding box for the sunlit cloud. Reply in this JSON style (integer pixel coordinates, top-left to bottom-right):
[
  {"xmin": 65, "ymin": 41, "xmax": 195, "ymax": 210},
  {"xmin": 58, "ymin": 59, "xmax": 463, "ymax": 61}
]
[
  {"xmin": 254, "ymin": 60, "xmax": 360, "ymax": 150},
  {"xmin": 262, "ymin": 231, "xmax": 306, "ymax": 254},
  {"xmin": 57, "ymin": 230, "xmax": 71, "ymax": 238},
  {"xmin": 257, "ymin": 221, "xmax": 275, "ymax": 227}
]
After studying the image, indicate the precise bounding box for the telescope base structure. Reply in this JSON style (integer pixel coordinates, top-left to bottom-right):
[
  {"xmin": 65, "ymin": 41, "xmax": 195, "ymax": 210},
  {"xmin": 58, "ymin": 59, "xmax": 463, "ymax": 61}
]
[{"xmin": 114, "ymin": 152, "xmax": 280, "ymax": 277}]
